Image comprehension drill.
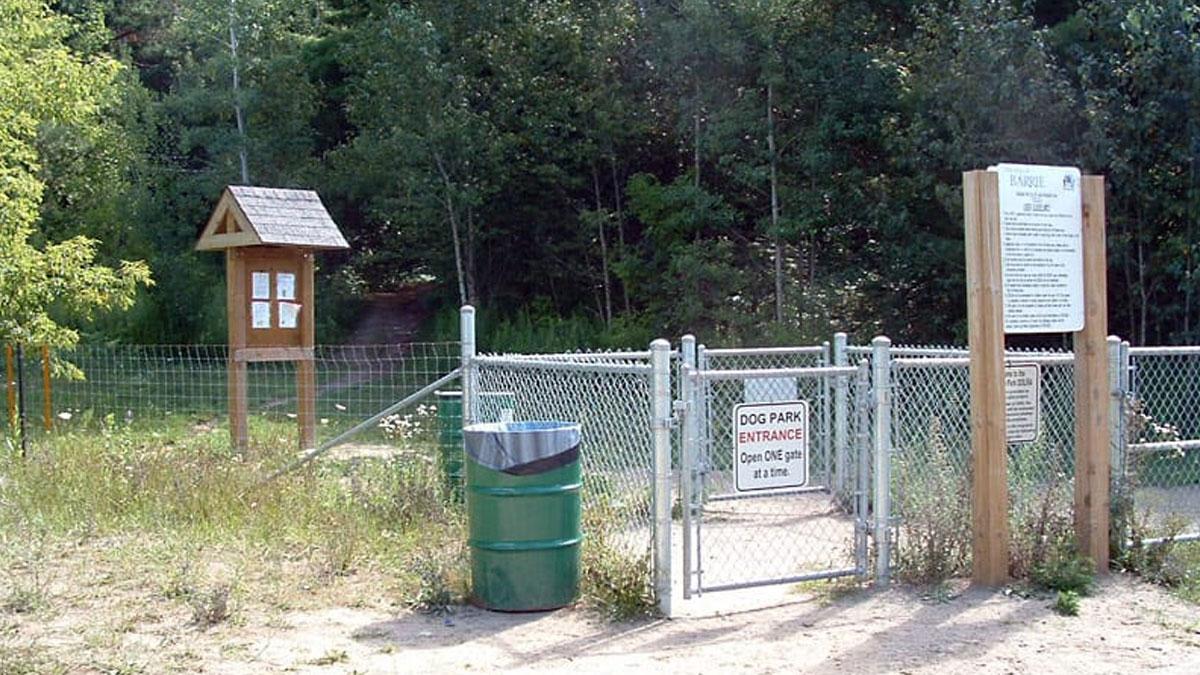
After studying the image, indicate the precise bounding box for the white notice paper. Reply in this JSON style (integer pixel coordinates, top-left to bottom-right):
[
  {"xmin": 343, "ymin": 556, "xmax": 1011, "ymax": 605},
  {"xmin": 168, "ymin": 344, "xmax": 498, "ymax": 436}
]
[
  {"xmin": 744, "ymin": 378, "xmax": 798, "ymax": 404},
  {"xmin": 251, "ymin": 301, "xmax": 271, "ymax": 328},
  {"xmin": 278, "ymin": 302, "xmax": 300, "ymax": 329},
  {"xmin": 251, "ymin": 272, "xmax": 271, "ymax": 300},
  {"xmin": 1005, "ymin": 364, "xmax": 1041, "ymax": 443},
  {"xmin": 276, "ymin": 273, "xmax": 296, "ymax": 300},
  {"xmin": 989, "ymin": 163, "xmax": 1085, "ymax": 333},
  {"xmin": 733, "ymin": 400, "xmax": 809, "ymax": 492}
]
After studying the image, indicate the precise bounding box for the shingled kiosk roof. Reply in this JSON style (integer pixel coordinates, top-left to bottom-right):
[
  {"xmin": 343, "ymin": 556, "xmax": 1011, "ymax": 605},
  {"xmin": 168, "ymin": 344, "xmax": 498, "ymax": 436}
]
[{"xmin": 196, "ymin": 185, "xmax": 350, "ymax": 251}]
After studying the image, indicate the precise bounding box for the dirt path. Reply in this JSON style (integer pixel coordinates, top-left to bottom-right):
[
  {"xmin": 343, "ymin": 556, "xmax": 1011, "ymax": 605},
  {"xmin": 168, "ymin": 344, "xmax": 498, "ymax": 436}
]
[
  {"xmin": 209, "ymin": 578, "xmax": 1200, "ymax": 674},
  {"xmin": 344, "ymin": 285, "xmax": 439, "ymax": 346},
  {"xmin": 8, "ymin": 564, "xmax": 1198, "ymax": 674}
]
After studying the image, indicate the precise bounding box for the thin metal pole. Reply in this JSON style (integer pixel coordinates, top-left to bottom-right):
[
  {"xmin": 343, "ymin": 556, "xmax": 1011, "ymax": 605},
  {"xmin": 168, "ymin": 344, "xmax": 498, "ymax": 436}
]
[
  {"xmin": 871, "ymin": 336, "xmax": 892, "ymax": 584},
  {"xmin": 16, "ymin": 345, "xmax": 27, "ymax": 457},
  {"xmin": 5, "ymin": 345, "xmax": 15, "ymax": 433},
  {"xmin": 41, "ymin": 345, "xmax": 51, "ymax": 431},
  {"xmin": 650, "ymin": 338, "xmax": 672, "ymax": 616},
  {"xmin": 696, "ymin": 343, "xmax": 707, "ymax": 593},
  {"xmin": 680, "ymin": 335, "xmax": 696, "ymax": 600},
  {"xmin": 258, "ymin": 367, "xmax": 463, "ymax": 484}
]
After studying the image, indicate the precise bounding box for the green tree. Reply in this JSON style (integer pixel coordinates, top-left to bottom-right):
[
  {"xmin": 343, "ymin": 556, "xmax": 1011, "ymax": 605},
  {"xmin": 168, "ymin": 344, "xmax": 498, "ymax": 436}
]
[
  {"xmin": 1075, "ymin": 0, "xmax": 1200, "ymax": 344},
  {"xmin": 0, "ymin": 0, "xmax": 152, "ymax": 348}
]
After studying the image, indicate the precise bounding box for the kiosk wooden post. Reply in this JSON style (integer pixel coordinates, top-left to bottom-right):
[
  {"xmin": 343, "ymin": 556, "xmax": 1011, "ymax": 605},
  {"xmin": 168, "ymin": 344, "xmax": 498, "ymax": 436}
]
[
  {"xmin": 198, "ymin": 186, "xmax": 349, "ymax": 452},
  {"xmin": 296, "ymin": 252, "xmax": 317, "ymax": 450},
  {"xmin": 963, "ymin": 167, "xmax": 1110, "ymax": 583},
  {"xmin": 963, "ymin": 170, "xmax": 1009, "ymax": 585},
  {"xmin": 1075, "ymin": 176, "xmax": 1109, "ymax": 571}
]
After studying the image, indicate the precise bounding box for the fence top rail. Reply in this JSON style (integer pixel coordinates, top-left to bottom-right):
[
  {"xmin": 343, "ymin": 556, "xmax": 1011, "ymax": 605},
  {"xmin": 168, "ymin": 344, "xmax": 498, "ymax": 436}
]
[
  {"xmin": 474, "ymin": 354, "xmax": 652, "ymax": 375},
  {"xmin": 1127, "ymin": 438, "xmax": 1200, "ymax": 453},
  {"xmin": 703, "ymin": 346, "xmax": 825, "ymax": 357},
  {"xmin": 1129, "ymin": 346, "xmax": 1200, "ymax": 356},
  {"xmin": 493, "ymin": 349, "xmax": 654, "ymax": 361},
  {"xmin": 52, "ymin": 341, "xmax": 461, "ymax": 351},
  {"xmin": 893, "ymin": 353, "xmax": 1075, "ymax": 370},
  {"xmin": 852, "ymin": 344, "xmax": 1067, "ymax": 357},
  {"xmin": 687, "ymin": 365, "xmax": 857, "ymax": 382}
]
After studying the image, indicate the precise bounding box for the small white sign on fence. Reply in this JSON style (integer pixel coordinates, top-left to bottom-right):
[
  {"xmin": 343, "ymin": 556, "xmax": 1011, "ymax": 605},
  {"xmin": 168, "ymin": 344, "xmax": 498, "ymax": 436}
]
[
  {"xmin": 733, "ymin": 400, "xmax": 809, "ymax": 492},
  {"xmin": 1005, "ymin": 363, "xmax": 1041, "ymax": 443},
  {"xmin": 744, "ymin": 377, "xmax": 798, "ymax": 403}
]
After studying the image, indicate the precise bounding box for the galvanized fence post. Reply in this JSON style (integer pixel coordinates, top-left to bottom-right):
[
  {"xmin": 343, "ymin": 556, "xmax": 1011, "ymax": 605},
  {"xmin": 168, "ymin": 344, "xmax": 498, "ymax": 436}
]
[
  {"xmin": 680, "ymin": 335, "xmax": 697, "ymax": 599},
  {"xmin": 650, "ymin": 339, "xmax": 673, "ymax": 616},
  {"xmin": 822, "ymin": 340, "xmax": 832, "ymax": 489},
  {"xmin": 698, "ymin": 344, "xmax": 710, "ymax": 462},
  {"xmin": 854, "ymin": 358, "xmax": 871, "ymax": 574},
  {"xmin": 833, "ymin": 332, "xmax": 849, "ymax": 500},
  {"xmin": 460, "ymin": 305, "xmax": 476, "ymax": 425},
  {"xmin": 871, "ymin": 336, "xmax": 892, "ymax": 584},
  {"xmin": 1107, "ymin": 335, "xmax": 1123, "ymax": 545}
]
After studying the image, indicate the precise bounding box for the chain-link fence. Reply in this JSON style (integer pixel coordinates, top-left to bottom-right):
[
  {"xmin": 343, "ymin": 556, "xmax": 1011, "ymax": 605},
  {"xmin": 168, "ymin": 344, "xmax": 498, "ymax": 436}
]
[
  {"xmin": 470, "ymin": 352, "xmax": 657, "ymax": 559},
  {"xmin": 1122, "ymin": 346, "xmax": 1200, "ymax": 544},
  {"xmin": 12, "ymin": 324, "xmax": 1200, "ymax": 602},
  {"xmin": 2, "ymin": 343, "xmax": 461, "ymax": 448},
  {"xmin": 889, "ymin": 351, "xmax": 1077, "ymax": 579},
  {"xmin": 682, "ymin": 357, "xmax": 869, "ymax": 593}
]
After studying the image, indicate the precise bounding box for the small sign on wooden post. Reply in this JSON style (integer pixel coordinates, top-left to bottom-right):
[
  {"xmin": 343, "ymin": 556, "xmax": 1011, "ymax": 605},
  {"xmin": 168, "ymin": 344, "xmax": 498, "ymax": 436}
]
[
  {"xmin": 963, "ymin": 164, "xmax": 1109, "ymax": 585},
  {"xmin": 197, "ymin": 186, "xmax": 349, "ymax": 451}
]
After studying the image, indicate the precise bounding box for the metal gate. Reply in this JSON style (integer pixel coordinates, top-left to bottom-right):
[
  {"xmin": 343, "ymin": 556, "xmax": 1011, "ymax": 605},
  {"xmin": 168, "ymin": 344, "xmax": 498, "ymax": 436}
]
[
  {"xmin": 1121, "ymin": 345, "xmax": 1200, "ymax": 545},
  {"xmin": 678, "ymin": 341, "xmax": 871, "ymax": 595}
]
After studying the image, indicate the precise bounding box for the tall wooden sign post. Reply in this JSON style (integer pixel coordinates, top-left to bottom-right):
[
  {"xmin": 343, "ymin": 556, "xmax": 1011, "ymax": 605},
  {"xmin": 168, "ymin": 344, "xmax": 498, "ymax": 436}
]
[
  {"xmin": 963, "ymin": 166, "xmax": 1109, "ymax": 585},
  {"xmin": 197, "ymin": 186, "xmax": 349, "ymax": 451}
]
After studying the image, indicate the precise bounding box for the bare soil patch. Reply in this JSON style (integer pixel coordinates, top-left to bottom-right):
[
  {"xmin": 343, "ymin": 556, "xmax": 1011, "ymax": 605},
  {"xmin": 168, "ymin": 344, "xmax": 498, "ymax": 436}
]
[{"xmin": 3, "ymin": 538, "xmax": 1198, "ymax": 674}]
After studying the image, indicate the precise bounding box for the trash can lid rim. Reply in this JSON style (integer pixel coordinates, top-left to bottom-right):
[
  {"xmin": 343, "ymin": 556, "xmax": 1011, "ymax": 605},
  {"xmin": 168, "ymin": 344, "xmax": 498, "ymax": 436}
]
[{"xmin": 464, "ymin": 421, "xmax": 580, "ymax": 434}]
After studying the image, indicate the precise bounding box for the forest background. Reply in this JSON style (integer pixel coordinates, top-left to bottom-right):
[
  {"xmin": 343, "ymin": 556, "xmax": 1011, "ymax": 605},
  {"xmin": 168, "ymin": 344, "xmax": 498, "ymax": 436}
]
[{"xmin": 5, "ymin": 0, "xmax": 1200, "ymax": 351}]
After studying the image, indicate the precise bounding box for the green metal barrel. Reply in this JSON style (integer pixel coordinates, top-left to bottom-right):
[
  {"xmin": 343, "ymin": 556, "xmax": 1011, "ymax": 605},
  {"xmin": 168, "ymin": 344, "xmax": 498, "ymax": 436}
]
[
  {"xmin": 435, "ymin": 391, "xmax": 464, "ymax": 498},
  {"xmin": 465, "ymin": 422, "xmax": 582, "ymax": 611}
]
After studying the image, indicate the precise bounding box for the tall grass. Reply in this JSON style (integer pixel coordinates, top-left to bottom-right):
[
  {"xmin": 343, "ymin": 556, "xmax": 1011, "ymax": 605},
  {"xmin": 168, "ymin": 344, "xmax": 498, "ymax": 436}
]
[
  {"xmin": 0, "ymin": 416, "xmax": 464, "ymax": 603},
  {"xmin": 893, "ymin": 420, "xmax": 1079, "ymax": 584}
]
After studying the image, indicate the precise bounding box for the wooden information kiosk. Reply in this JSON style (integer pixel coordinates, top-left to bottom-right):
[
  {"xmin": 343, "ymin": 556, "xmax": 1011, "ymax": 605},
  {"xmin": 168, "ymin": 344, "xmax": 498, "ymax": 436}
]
[{"xmin": 196, "ymin": 186, "xmax": 349, "ymax": 450}]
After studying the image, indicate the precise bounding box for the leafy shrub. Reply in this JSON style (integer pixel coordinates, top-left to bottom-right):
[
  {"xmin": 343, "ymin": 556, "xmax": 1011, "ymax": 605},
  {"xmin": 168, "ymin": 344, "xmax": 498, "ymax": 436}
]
[
  {"xmin": 1008, "ymin": 448, "xmax": 1075, "ymax": 580},
  {"xmin": 406, "ymin": 539, "xmax": 467, "ymax": 615},
  {"xmin": 580, "ymin": 508, "xmax": 656, "ymax": 620},
  {"xmin": 1030, "ymin": 547, "xmax": 1094, "ymax": 596},
  {"xmin": 1053, "ymin": 590, "xmax": 1080, "ymax": 616},
  {"xmin": 893, "ymin": 418, "xmax": 971, "ymax": 583}
]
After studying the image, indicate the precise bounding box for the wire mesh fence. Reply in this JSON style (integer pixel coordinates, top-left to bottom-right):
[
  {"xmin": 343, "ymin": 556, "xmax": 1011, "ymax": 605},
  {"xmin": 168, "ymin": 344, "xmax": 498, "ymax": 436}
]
[
  {"xmin": 1123, "ymin": 347, "xmax": 1200, "ymax": 543},
  {"xmin": 2, "ymin": 343, "xmax": 461, "ymax": 448}
]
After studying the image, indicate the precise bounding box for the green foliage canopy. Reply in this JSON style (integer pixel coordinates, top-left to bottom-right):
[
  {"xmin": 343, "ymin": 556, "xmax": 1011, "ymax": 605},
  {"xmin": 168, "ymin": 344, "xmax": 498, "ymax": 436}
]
[{"xmin": 0, "ymin": 0, "xmax": 151, "ymax": 348}]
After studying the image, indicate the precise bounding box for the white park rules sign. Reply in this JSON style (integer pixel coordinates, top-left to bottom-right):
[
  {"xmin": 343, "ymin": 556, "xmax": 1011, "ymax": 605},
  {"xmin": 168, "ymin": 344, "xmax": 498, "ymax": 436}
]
[
  {"xmin": 989, "ymin": 163, "xmax": 1085, "ymax": 334},
  {"xmin": 733, "ymin": 400, "xmax": 809, "ymax": 492}
]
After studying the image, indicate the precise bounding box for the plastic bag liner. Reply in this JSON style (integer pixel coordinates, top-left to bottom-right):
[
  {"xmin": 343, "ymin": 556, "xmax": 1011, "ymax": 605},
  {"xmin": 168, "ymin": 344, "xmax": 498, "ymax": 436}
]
[{"xmin": 463, "ymin": 421, "xmax": 581, "ymax": 475}]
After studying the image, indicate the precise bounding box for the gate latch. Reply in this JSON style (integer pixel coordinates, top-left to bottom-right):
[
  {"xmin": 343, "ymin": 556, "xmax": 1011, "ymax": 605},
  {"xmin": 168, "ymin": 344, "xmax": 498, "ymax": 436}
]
[{"xmin": 667, "ymin": 399, "xmax": 688, "ymax": 429}]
